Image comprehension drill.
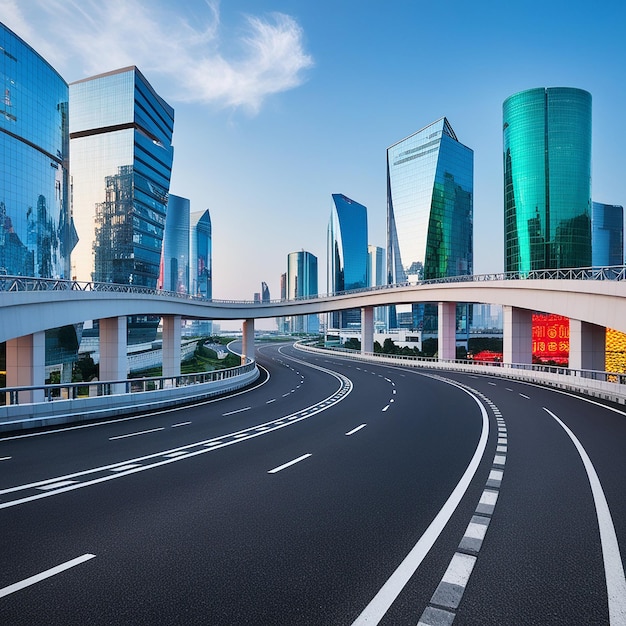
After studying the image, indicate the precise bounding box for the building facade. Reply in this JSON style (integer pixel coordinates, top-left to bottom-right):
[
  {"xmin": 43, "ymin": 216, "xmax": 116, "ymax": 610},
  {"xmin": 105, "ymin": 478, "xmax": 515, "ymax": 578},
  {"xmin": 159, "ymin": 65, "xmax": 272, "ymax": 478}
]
[
  {"xmin": 287, "ymin": 250, "xmax": 318, "ymax": 334},
  {"xmin": 387, "ymin": 117, "xmax": 473, "ymax": 332},
  {"xmin": 189, "ymin": 209, "xmax": 212, "ymax": 335},
  {"xmin": 367, "ymin": 244, "xmax": 386, "ymax": 330},
  {"xmin": 327, "ymin": 193, "xmax": 368, "ymax": 329},
  {"xmin": 503, "ymin": 87, "xmax": 592, "ymax": 272},
  {"xmin": 1, "ymin": 23, "xmax": 73, "ymax": 279},
  {"xmin": 591, "ymin": 202, "xmax": 623, "ymax": 267},
  {"xmin": 163, "ymin": 194, "xmax": 190, "ymax": 294}
]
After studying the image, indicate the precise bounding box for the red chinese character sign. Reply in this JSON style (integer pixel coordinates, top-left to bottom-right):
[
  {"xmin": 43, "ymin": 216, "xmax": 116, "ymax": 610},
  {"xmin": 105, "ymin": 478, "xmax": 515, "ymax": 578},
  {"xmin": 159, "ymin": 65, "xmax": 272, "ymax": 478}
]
[{"xmin": 532, "ymin": 313, "xmax": 569, "ymax": 365}]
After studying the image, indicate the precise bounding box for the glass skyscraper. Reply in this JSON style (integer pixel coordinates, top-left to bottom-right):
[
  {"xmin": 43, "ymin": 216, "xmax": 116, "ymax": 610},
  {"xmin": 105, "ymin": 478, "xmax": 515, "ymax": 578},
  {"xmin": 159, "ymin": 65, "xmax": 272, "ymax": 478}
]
[
  {"xmin": 287, "ymin": 250, "xmax": 318, "ymax": 334},
  {"xmin": 163, "ymin": 194, "xmax": 190, "ymax": 294},
  {"xmin": 387, "ymin": 117, "xmax": 473, "ymax": 331},
  {"xmin": 327, "ymin": 193, "xmax": 368, "ymax": 329},
  {"xmin": 503, "ymin": 87, "xmax": 592, "ymax": 272},
  {"xmin": 1, "ymin": 23, "xmax": 73, "ymax": 279},
  {"xmin": 69, "ymin": 66, "xmax": 174, "ymax": 286},
  {"xmin": 592, "ymin": 201, "xmax": 623, "ymax": 267},
  {"xmin": 190, "ymin": 209, "xmax": 212, "ymax": 299}
]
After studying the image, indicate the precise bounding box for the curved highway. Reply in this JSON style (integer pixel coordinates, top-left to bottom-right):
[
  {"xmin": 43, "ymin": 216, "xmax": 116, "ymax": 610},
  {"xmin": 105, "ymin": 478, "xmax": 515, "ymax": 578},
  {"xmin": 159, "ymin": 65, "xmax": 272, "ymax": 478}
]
[{"xmin": 0, "ymin": 343, "xmax": 624, "ymax": 625}]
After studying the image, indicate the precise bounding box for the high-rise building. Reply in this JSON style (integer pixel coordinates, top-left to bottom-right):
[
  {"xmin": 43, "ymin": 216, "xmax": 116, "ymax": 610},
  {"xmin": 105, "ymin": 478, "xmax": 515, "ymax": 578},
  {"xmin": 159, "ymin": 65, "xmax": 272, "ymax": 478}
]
[
  {"xmin": 592, "ymin": 202, "xmax": 623, "ymax": 267},
  {"xmin": 503, "ymin": 87, "xmax": 592, "ymax": 272},
  {"xmin": 287, "ymin": 250, "xmax": 318, "ymax": 334},
  {"xmin": 327, "ymin": 193, "xmax": 368, "ymax": 329},
  {"xmin": 261, "ymin": 281, "xmax": 270, "ymax": 303},
  {"xmin": 70, "ymin": 66, "xmax": 174, "ymax": 286},
  {"xmin": 1, "ymin": 23, "xmax": 79, "ymax": 371},
  {"xmin": 189, "ymin": 209, "xmax": 212, "ymax": 336},
  {"xmin": 387, "ymin": 117, "xmax": 473, "ymax": 332},
  {"xmin": 367, "ymin": 245, "xmax": 386, "ymax": 330},
  {"xmin": 1, "ymin": 23, "xmax": 73, "ymax": 279},
  {"xmin": 70, "ymin": 66, "xmax": 174, "ymax": 344},
  {"xmin": 163, "ymin": 194, "xmax": 190, "ymax": 294}
]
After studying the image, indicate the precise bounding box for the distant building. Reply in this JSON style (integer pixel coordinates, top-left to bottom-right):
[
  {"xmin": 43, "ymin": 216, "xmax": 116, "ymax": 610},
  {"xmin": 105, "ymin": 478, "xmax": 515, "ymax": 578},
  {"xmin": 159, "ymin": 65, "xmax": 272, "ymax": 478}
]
[
  {"xmin": 327, "ymin": 193, "xmax": 368, "ymax": 329},
  {"xmin": 261, "ymin": 281, "xmax": 270, "ymax": 303},
  {"xmin": 277, "ymin": 272, "xmax": 288, "ymax": 333},
  {"xmin": 189, "ymin": 209, "xmax": 212, "ymax": 336},
  {"xmin": 387, "ymin": 117, "xmax": 473, "ymax": 335},
  {"xmin": 368, "ymin": 245, "xmax": 386, "ymax": 330},
  {"xmin": 287, "ymin": 250, "xmax": 318, "ymax": 334},
  {"xmin": 70, "ymin": 66, "xmax": 174, "ymax": 343},
  {"xmin": 592, "ymin": 202, "xmax": 623, "ymax": 267},
  {"xmin": 504, "ymin": 87, "xmax": 592, "ymax": 272},
  {"xmin": 163, "ymin": 195, "xmax": 190, "ymax": 293}
]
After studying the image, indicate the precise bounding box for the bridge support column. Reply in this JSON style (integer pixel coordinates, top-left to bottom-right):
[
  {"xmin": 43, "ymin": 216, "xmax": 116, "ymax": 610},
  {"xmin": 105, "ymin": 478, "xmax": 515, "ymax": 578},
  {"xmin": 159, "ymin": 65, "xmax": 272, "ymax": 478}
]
[
  {"xmin": 361, "ymin": 306, "xmax": 374, "ymax": 354},
  {"xmin": 6, "ymin": 332, "xmax": 45, "ymax": 403},
  {"xmin": 242, "ymin": 319, "xmax": 255, "ymax": 364},
  {"xmin": 100, "ymin": 316, "xmax": 127, "ymax": 394},
  {"xmin": 569, "ymin": 320, "xmax": 605, "ymax": 371},
  {"xmin": 438, "ymin": 302, "xmax": 456, "ymax": 361},
  {"xmin": 503, "ymin": 306, "xmax": 532, "ymax": 366},
  {"xmin": 162, "ymin": 315, "xmax": 182, "ymax": 378}
]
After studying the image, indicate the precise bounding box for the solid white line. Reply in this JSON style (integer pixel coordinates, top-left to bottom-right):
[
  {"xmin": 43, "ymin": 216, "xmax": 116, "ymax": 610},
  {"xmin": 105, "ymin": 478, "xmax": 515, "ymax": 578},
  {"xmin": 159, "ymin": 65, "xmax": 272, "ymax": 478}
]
[
  {"xmin": 268, "ymin": 453, "xmax": 312, "ymax": 474},
  {"xmin": 109, "ymin": 427, "xmax": 164, "ymax": 440},
  {"xmin": 171, "ymin": 421, "xmax": 191, "ymax": 428},
  {"xmin": 351, "ymin": 383, "xmax": 489, "ymax": 626},
  {"xmin": 543, "ymin": 407, "xmax": 626, "ymax": 624},
  {"xmin": 346, "ymin": 424, "xmax": 367, "ymax": 436},
  {"xmin": 110, "ymin": 464, "xmax": 141, "ymax": 472},
  {"xmin": 0, "ymin": 554, "xmax": 96, "ymax": 599},
  {"xmin": 222, "ymin": 407, "xmax": 250, "ymax": 416}
]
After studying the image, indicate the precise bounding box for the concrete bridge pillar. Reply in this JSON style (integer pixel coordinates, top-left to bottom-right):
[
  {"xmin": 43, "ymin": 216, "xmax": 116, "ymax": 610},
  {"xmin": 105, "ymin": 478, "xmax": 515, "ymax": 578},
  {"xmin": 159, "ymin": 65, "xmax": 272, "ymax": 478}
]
[
  {"xmin": 242, "ymin": 318, "xmax": 255, "ymax": 364},
  {"xmin": 6, "ymin": 331, "xmax": 45, "ymax": 403},
  {"xmin": 503, "ymin": 306, "xmax": 532, "ymax": 366},
  {"xmin": 569, "ymin": 320, "xmax": 606, "ymax": 371},
  {"xmin": 162, "ymin": 315, "xmax": 182, "ymax": 378},
  {"xmin": 438, "ymin": 301, "xmax": 457, "ymax": 361},
  {"xmin": 361, "ymin": 306, "xmax": 374, "ymax": 354},
  {"xmin": 99, "ymin": 316, "xmax": 127, "ymax": 394}
]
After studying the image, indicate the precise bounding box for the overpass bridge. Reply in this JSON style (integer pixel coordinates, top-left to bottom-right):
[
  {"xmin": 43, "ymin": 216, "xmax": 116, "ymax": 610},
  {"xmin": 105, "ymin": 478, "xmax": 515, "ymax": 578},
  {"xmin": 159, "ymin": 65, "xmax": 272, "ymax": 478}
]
[{"xmin": 1, "ymin": 266, "xmax": 626, "ymax": 406}]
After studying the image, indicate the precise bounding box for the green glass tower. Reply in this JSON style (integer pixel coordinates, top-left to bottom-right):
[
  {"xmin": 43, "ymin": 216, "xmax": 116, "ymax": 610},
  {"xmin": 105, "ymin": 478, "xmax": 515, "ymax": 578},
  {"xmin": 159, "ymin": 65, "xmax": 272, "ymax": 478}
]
[{"xmin": 503, "ymin": 87, "xmax": 592, "ymax": 272}]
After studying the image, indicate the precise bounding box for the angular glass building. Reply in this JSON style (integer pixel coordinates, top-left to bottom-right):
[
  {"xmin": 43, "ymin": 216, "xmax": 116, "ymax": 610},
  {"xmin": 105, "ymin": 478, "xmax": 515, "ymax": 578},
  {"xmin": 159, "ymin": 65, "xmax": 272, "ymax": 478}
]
[
  {"xmin": 327, "ymin": 193, "xmax": 368, "ymax": 329},
  {"xmin": 287, "ymin": 250, "xmax": 318, "ymax": 334},
  {"xmin": 69, "ymin": 66, "xmax": 174, "ymax": 286},
  {"xmin": 1, "ymin": 23, "xmax": 73, "ymax": 279},
  {"xmin": 190, "ymin": 209, "xmax": 212, "ymax": 299},
  {"xmin": 503, "ymin": 87, "xmax": 592, "ymax": 272},
  {"xmin": 592, "ymin": 201, "xmax": 623, "ymax": 267},
  {"xmin": 387, "ymin": 117, "xmax": 473, "ymax": 331},
  {"xmin": 163, "ymin": 194, "xmax": 190, "ymax": 294}
]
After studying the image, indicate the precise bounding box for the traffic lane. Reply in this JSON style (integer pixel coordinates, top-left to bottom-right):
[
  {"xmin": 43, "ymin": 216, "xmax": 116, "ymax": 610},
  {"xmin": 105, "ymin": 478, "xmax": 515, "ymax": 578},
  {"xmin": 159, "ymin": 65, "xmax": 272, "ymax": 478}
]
[
  {"xmin": 0, "ymin": 347, "xmax": 340, "ymax": 489},
  {"xmin": 0, "ymin": 368, "xmax": 486, "ymax": 625},
  {"xmin": 435, "ymin": 374, "xmax": 612, "ymax": 624}
]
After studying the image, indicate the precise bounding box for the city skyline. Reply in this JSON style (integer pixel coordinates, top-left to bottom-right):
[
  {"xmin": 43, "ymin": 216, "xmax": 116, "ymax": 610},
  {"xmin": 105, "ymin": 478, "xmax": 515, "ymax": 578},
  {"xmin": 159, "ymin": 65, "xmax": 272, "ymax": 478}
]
[{"xmin": 2, "ymin": 1, "xmax": 625, "ymax": 332}]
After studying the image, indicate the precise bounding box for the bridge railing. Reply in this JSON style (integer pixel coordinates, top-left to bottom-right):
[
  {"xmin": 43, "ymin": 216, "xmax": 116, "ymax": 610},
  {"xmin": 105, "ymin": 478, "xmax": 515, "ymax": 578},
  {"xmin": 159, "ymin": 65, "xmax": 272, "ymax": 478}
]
[
  {"xmin": 2, "ymin": 264, "xmax": 626, "ymax": 304},
  {"xmin": 2, "ymin": 359, "xmax": 256, "ymax": 406}
]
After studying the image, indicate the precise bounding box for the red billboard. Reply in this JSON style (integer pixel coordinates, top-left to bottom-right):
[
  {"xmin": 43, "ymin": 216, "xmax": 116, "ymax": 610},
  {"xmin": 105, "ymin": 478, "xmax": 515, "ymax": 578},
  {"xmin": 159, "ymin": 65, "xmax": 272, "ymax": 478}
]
[{"xmin": 532, "ymin": 313, "xmax": 569, "ymax": 365}]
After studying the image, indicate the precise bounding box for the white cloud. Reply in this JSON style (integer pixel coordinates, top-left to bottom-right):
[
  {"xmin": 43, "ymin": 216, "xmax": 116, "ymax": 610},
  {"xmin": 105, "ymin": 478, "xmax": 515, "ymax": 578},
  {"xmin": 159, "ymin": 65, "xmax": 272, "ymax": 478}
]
[{"xmin": 1, "ymin": 0, "xmax": 313, "ymax": 114}]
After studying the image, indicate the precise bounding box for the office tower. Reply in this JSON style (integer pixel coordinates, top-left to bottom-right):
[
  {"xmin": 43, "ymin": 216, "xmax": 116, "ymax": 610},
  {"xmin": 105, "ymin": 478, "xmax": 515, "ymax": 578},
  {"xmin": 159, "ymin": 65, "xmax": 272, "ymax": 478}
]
[
  {"xmin": 368, "ymin": 245, "xmax": 386, "ymax": 330},
  {"xmin": 163, "ymin": 195, "xmax": 190, "ymax": 294},
  {"xmin": 387, "ymin": 117, "xmax": 473, "ymax": 332},
  {"xmin": 592, "ymin": 202, "xmax": 623, "ymax": 267},
  {"xmin": 70, "ymin": 66, "xmax": 174, "ymax": 344},
  {"xmin": 287, "ymin": 250, "xmax": 318, "ymax": 334},
  {"xmin": 189, "ymin": 209, "xmax": 212, "ymax": 335},
  {"xmin": 277, "ymin": 272, "xmax": 288, "ymax": 333},
  {"xmin": 504, "ymin": 87, "xmax": 592, "ymax": 272},
  {"xmin": 327, "ymin": 193, "xmax": 368, "ymax": 329},
  {"xmin": 0, "ymin": 23, "xmax": 79, "ymax": 370},
  {"xmin": 0, "ymin": 23, "xmax": 73, "ymax": 279},
  {"xmin": 261, "ymin": 282, "xmax": 270, "ymax": 303}
]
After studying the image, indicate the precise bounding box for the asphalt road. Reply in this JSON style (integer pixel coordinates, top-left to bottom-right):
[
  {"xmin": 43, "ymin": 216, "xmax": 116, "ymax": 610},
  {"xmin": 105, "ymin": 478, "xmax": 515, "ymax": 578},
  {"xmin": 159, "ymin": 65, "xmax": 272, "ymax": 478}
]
[{"xmin": 1, "ymin": 342, "xmax": 624, "ymax": 625}]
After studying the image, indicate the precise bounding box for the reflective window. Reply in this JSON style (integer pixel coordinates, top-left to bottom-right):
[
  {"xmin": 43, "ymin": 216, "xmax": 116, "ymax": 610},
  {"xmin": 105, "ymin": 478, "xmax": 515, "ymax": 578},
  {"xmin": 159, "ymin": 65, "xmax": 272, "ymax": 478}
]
[{"xmin": 592, "ymin": 202, "xmax": 623, "ymax": 267}]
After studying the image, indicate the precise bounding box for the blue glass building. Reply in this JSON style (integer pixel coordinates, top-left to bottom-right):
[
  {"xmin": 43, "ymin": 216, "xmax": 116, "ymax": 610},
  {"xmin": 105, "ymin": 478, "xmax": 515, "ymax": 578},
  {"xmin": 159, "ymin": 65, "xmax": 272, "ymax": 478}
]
[
  {"xmin": 387, "ymin": 117, "xmax": 473, "ymax": 332},
  {"xmin": 189, "ymin": 209, "xmax": 212, "ymax": 335},
  {"xmin": 1, "ymin": 23, "xmax": 73, "ymax": 279},
  {"xmin": 163, "ymin": 194, "xmax": 190, "ymax": 294},
  {"xmin": 327, "ymin": 193, "xmax": 368, "ymax": 329},
  {"xmin": 504, "ymin": 88, "xmax": 592, "ymax": 272},
  {"xmin": 592, "ymin": 202, "xmax": 623, "ymax": 267},
  {"xmin": 287, "ymin": 250, "xmax": 318, "ymax": 333}
]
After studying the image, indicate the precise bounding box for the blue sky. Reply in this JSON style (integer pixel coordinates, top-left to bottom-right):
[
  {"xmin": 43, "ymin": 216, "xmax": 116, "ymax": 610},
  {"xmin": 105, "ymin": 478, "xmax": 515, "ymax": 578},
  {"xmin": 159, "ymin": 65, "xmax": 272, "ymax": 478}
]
[{"xmin": 3, "ymin": 0, "xmax": 625, "ymax": 321}]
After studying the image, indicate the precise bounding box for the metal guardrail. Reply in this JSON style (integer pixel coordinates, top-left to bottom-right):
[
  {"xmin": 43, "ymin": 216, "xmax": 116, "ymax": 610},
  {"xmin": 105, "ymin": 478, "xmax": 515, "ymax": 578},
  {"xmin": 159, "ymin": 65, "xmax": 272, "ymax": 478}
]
[
  {"xmin": 1, "ymin": 264, "xmax": 626, "ymax": 304},
  {"xmin": 2, "ymin": 360, "xmax": 256, "ymax": 406}
]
